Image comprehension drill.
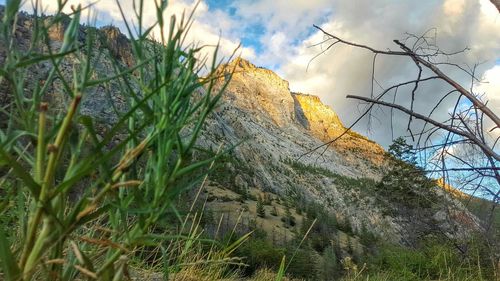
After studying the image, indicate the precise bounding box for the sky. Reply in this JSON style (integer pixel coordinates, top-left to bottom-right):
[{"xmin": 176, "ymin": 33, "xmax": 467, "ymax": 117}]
[{"xmin": 2, "ymin": 0, "xmax": 500, "ymax": 148}]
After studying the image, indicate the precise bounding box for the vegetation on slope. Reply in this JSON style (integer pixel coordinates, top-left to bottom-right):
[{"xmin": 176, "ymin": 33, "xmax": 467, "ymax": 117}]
[{"xmin": 197, "ymin": 138, "xmax": 498, "ymax": 280}]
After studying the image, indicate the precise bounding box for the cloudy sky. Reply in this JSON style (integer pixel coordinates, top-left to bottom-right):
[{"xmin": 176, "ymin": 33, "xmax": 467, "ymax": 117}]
[{"xmin": 5, "ymin": 0, "xmax": 500, "ymax": 147}]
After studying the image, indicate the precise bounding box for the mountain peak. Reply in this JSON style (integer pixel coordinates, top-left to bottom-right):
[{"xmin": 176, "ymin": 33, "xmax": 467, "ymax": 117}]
[
  {"xmin": 224, "ymin": 58, "xmax": 290, "ymax": 90},
  {"xmin": 227, "ymin": 57, "xmax": 258, "ymax": 70},
  {"xmin": 216, "ymin": 58, "xmax": 294, "ymax": 126}
]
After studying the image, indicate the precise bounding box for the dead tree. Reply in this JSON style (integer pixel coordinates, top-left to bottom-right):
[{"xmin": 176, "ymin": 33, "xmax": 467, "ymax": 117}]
[{"xmin": 310, "ymin": 26, "xmax": 499, "ymax": 229}]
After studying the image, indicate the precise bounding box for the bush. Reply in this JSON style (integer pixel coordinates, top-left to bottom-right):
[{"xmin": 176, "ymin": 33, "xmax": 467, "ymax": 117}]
[
  {"xmin": 271, "ymin": 206, "xmax": 279, "ymax": 216},
  {"xmin": 284, "ymin": 247, "xmax": 319, "ymax": 279},
  {"xmin": 257, "ymin": 195, "xmax": 266, "ymax": 218},
  {"xmin": 315, "ymin": 245, "xmax": 340, "ymax": 280},
  {"xmin": 0, "ymin": 1, "xmax": 235, "ymax": 280},
  {"xmin": 362, "ymin": 240, "xmax": 495, "ymax": 281},
  {"xmin": 282, "ymin": 206, "xmax": 296, "ymax": 227},
  {"xmin": 237, "ymin": 239, "xmax": 284, "ymax": 276}
]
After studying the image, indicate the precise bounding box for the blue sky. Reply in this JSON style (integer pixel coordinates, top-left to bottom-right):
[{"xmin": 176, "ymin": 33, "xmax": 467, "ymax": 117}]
[
  {"xmin": 200, "ymin": 1, "xmax": 332, "ymax": 63},
  {"xmin": 205, "ymin": 0, "xmax": 268, "ymax": 55}
]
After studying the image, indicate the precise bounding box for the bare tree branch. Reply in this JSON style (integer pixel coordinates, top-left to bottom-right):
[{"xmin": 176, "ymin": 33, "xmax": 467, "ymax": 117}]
[
  {"xmin": 346, "ymin": 94, "xmax": 500, "ymax": 164},
  {"xmin": 308, "ymin": 26, "xmax": 500, "ymax": 231}
]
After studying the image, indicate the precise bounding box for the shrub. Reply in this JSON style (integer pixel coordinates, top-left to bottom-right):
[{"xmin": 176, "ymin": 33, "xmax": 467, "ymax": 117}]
[
  {"xmin": 284, "ymin": 247, "xmax": 318, "ymax": 279},
  {"xmin": 0, "ymin": 1, "xmax": 237, "ymax": 280},
  {"xmin": 282, "ymin": 206, "xmax": 296, "ymax": 227},
  {"xmin": 315, "ymin": 245, "xmax": 340, "ymax": 280},
  {"xmin": 257, "ymin": 195, "xmax": 266, "ymax": 218},
  {"xmin": 360, "ymin": 240, "xmax": 495, "ymax": 281},
  {"xmin": 271, "ymin": 206, "xmax": 279, "ymax": 216},
  {"xmin": 237, "ymin": 239, "xmax": 284, "ymax": 276}
]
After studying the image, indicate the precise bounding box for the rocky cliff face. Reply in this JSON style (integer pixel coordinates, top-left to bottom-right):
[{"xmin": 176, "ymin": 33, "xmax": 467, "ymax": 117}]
[
  {"xmin": 0, "ymin": 11, "xmax": 481, "ymax": 249},
  {"xmin": 209, "ymin": 58, "xmax": 386, "ymax": 179},
  {"xmin": 219, "ymin": 58, "xmax": 296, "ymax": 127},
  {"xmin": 199, "ymin": 57, "xmax": 480, "ymax": 246},
  {"xmin": 292, "ymin": 92, "xmax": 344, "ymax": 138}
]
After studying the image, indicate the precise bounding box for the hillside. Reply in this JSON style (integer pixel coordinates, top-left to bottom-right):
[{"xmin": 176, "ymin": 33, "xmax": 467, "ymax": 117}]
[{"xmin": 192, "ymin": 57, "xmax": 480, "ymax": 242}]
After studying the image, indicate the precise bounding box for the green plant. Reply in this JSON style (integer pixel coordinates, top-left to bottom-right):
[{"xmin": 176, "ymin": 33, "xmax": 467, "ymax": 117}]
[
  {"xmin": 263, "ymin": 192, "xmax": 272, "ymax": 205},
  {"xmin": 377, "ymin": 138, "xmax": 435, "ymax": 209},
  {"xmin": 388, "ymin": 137, "xmax": 417, "ymax": 165},
  {"xmin": 282, "ymin": 158, "xmax": 377, "ymax": 193},
  {"xmin": 283, "ymin": 247, "xmax": 317, "ymax": 279},
  {"xmin": 354, "ymin": 239, "xmax": 496, "ymax": 281},
  {"xmin": 315, "ymin": 245, "xmax": 340, "ymax": 280},
  {"xmin": 0, "ymin": 1, "xmax": 238, "ymax": 280},
  {"xmin": 282, "ymin": 205, "xmax": 296, "ymax": 228},
  {"xmin": 237, "ymin": 238, "xmax": 285, "ymax": 276}
]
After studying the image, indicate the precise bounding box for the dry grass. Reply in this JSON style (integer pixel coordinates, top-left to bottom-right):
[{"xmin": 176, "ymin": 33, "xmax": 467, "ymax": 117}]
[{"xmin": 206, "ymin": 185, "xmax": 304, "ymax": 243}]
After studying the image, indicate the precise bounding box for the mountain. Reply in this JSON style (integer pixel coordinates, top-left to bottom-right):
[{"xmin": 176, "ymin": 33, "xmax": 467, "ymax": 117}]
[
  {"xmin": 194, "ymin": 58, "xmax": 482, "ymax": 248},
  {"xmin": 1, "ymin": 11, "xmax": 481, "ymax": 242},
  {"xmin": 0, "ymin": 8, "xmax": 492, "ymax": 277}
]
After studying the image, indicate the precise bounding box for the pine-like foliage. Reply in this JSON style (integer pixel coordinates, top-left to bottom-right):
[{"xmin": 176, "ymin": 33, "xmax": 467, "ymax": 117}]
[
  {"xmin": 257, "ymin": 195, "xmax": 266, "ymax": 218},
  {"xmin": 378, "ymin": 137, "xmax": 435, "ymax": 207}
]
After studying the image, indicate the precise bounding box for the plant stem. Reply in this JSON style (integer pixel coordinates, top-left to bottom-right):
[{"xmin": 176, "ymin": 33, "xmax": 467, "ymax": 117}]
[
  {"xmin": 19, "ymin": 103, "xmax": 47, "ymax": 269},
  {"xmin": 22, "ymin": 95, "xmax": 81, "ymax": 278}
]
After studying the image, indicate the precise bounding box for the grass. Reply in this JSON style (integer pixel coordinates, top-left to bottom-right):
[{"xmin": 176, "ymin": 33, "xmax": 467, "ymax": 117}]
[
  {"xmin": 343, "ymin": 240, "xmax": 497, "ymax": 281},
  {"xmin": 0, "ymin": 1, "xmax": 245, "ymax": 280}
]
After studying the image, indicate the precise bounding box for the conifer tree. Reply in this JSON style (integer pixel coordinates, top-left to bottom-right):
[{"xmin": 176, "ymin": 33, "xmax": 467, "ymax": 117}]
[
  {"xmin": 282, "ymin": 204, "xmax": 296, "ymax": 227},
  {"xmin": 378, "ymin": 137, "xmax": 434, "ymax": 207},
  {"xmin": 271, "ymin": 206, "xmax": 278, "ymax": 216},
  {"xmin": 316, "ymin": 245, "xmax": 338, "ymax": 280},
  {"xmin": 257, "ymin": 195, "xmax": 266, "ymax": 218}
]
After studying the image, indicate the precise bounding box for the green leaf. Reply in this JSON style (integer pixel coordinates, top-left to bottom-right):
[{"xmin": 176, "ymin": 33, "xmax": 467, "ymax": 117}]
[
  {"xmin": 276, "ymin": 255, "xmax": 286, "ymax": 281},
  {"xmin": 3, "ymin": 0, "xmax": 21, "ymax": 24},
  {"xmin": 223, "ymin": 231, "xmax": 252, "ymax": 256},
  {"xmin": 60, "ymin": 6, "xmax": 81, "ymax": 53},
  {"xmin": 0, "ymin": 226, "xmax": 20, "ymax": 281},
  {"xmin": 0, "ymin": 146, "xmax": 40, "ymax": 197},
  {"xmin": 0, "ymin": 130, "xmax": 33, "ymax": 151},
  {"xmin": 15, "ymin": 48, "xmax": 77, "ymax": 68}
]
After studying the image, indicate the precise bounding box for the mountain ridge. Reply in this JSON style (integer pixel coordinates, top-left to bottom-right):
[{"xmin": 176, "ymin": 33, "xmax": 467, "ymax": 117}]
[{"xmin": 199, "ymin": 56, "xmax": 482, "ymax": 247}]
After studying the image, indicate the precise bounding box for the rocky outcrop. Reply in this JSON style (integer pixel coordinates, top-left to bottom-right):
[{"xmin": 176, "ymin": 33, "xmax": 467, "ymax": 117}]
[
  {"xmin": 292, "ymin": 92, "xmax": 344, "ymax": 138},
  {"xmin": 0, "ymin": 9, "xmax": 133, "ymax": 128},
  {"xmin": 202, "ymin": 57, "xmax": 482, "ymax": 245},
  {"xmin": 219, "ymin": 58, "xmax": 295, "ymax": 127},
  {"xmin": 100, "ymin": 26, "xmax": 134, "ymax": 66},
  {"xmin": 46, "ymin": 16, "xmax": 71, "ymax": 42}
]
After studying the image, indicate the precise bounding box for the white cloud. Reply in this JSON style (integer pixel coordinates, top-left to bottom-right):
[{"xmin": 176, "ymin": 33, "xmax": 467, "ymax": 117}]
[
  {"xmin": 275, "ymin": 0, "xmax": 500, "ymax": 146},
  {"xmin": 481, "ymin": 66, "xmax": 500, "ymax": 105},
  {"xmin": 24, "ymin": 0, "xmax": 255, "ymax": 65},
  {"xmin": 17, "ymin": 0, "xmax": 500, "ymax": 147},
  {"xmin": 235, "ymin": 0, "xmax": 332, "ymax": 36},
  {"xmin": 443, "ymin": 0, "xmax": 467, "ymax": 17},
  {"xmin": 476, "ymin": 65, "xmax": 500, "ymax": 142}
]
